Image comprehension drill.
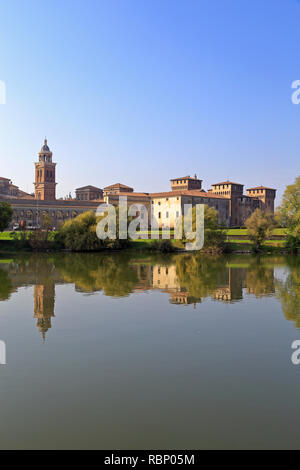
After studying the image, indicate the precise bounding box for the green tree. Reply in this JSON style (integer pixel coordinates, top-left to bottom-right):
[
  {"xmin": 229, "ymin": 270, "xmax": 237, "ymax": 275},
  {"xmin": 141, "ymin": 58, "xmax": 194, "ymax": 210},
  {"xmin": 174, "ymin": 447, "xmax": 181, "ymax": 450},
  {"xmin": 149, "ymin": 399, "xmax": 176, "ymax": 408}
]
[
  {"xmin": 245, "ymin": 209, "xmax": 274, "ymax": 252},
  {"xmin": 58, "ymin": 211, "xmax": 105, "ymax": 252},
  {"xmin": 0, "ymin": 269, "xmax": 14, "ymax": 301},
  {"xmin": 0, "ymin": 202, "xmax": 13, "ymax": 232},
  {"xmin": 183, "ymin": 205, "xmax": 227, "ymax": 253},
  {"xmin": 276, "ymin": 257, "xmax": 300, "ymax": 328},
  {"xmin": 57, "ymin": 208, "xmax": 131, "ymax": 252},
  {"xmin": 278, "ymin": 176, "xmax": 300, "ymax": 251}
]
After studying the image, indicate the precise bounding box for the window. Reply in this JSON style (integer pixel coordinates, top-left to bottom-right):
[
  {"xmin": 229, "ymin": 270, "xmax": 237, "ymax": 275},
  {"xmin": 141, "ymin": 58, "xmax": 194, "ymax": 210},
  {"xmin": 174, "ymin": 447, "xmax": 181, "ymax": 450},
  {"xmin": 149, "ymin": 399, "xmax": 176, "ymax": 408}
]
[
  {"xmin": 166, "ymin": 212, "xmax": 169, "ymax": 218},
  {"xmin": 158, "ymin": 201, "xmax": 161, "ymax": 206},
  {"xmin": 176, "ymin": 211, "xmax": 179, "ymax": 218},
  {"xmin": 158, "ymin": 212, "xmax": 161, "ymax": 219}
]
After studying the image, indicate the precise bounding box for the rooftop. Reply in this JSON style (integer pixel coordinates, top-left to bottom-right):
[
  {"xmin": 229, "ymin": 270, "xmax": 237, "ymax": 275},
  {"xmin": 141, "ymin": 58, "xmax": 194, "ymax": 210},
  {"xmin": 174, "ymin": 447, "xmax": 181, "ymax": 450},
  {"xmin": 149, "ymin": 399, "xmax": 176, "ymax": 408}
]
[
  {"xmin": 246, "ymin": 186, "xmax": 276, "ymax": 191},
  {"xmin": 76, "ymin": 185, "xmax": 103, "ymax": 191},
  {"xmin": 150, "ymin": 190, "xmax": 226, "ymax": 199},
  {"xmin": 170, "ymin": 175, "xmax": 202, "ymax": 181},
  {"xmin": 104, "ymin": 183, "xmax": 134, "ymax": 190},
  {"xmin": 212, "ymin": 180, "xmax": 244, "ymax": 186},
  {"xmin": 106, "ymin": 192, "xmax": 150, "ymax": 198}
]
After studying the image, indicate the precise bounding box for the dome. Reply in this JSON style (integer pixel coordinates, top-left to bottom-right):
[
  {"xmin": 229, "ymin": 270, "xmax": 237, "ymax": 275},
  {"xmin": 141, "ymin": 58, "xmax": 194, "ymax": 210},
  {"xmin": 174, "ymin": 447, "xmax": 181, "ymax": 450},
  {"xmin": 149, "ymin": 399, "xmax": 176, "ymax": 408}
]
[{"xmin": 41, "ymin": 138, "xmax": 50, "ymax": 153}]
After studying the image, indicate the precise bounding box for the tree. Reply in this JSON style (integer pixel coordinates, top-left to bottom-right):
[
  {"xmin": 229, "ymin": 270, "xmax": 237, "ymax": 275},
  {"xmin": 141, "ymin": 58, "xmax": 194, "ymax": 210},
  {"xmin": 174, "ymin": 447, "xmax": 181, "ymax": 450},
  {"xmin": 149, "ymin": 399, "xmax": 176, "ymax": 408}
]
[
  {"xmin": 278, "ymin": 176, "xmax": 300, "ymax": 250},
  {"xmin": 182, "ymin": 205, "xmax": 227, "ymax": 253},
  {"xmin": 245, "ymin": 209, "xmax": 274, "ymax": 252},
  {"xmin": 58, "ymin": 211, "xmax": 105, "ymax": 252},
  {"xmin": 0, "ymin": 202, "xmax": 13, "ymax": 232}
]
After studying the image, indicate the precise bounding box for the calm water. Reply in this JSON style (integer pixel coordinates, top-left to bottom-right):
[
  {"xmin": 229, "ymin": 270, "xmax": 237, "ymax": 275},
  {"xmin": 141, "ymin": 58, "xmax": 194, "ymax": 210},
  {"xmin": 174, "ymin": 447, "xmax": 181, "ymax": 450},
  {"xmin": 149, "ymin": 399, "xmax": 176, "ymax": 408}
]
[{"xmin": 0, "ymin": 252, "xmax": 299, "ymax": 450}]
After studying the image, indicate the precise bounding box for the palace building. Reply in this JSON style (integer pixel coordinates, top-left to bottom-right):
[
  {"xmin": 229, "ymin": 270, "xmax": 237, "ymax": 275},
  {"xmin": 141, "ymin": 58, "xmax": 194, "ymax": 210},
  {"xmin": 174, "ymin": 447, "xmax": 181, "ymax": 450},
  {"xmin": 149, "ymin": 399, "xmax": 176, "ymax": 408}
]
[{"xmin": 0, "ymin": 139, "xmax": 276, "ymax": 229}]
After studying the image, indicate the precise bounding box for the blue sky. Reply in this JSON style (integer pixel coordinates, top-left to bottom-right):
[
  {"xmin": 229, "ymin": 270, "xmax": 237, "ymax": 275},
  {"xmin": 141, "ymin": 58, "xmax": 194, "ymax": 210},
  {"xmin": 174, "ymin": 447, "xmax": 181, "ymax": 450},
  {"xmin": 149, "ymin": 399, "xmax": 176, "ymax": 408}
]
[{"xmin": 0, "ymin": 0, "xmax": 299, "ymax": 203}]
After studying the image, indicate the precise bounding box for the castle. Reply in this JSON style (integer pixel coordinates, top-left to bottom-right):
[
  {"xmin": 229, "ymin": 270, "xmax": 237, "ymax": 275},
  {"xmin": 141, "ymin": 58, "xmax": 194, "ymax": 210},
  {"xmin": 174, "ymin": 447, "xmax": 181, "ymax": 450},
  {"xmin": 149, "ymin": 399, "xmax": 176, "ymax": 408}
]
[{"xmin": 0, "ymin": 139, "xmax": 276, "ymax": 229}]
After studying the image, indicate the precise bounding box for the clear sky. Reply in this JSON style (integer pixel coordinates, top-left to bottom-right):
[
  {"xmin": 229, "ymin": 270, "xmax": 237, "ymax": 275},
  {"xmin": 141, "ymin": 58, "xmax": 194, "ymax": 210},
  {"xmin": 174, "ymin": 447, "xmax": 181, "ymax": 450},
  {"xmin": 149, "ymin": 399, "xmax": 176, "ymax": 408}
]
[{"xmin": 0, "ymin": 0, "xmax": 299, "ymax": 203}]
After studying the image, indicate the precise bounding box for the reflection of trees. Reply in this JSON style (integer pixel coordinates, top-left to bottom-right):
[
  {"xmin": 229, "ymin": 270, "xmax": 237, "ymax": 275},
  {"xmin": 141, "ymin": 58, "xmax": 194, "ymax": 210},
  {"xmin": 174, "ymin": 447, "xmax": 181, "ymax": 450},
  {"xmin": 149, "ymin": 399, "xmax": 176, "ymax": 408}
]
[
  {"xmin": 55, "ymin": 253, "xmax": 139, "ymax": 297},
  {"xmin": 276, "ymin": 257, "xmax": 300, "ymax": 328},
  {"xmin": 245, "ymin": 260, "xmax": 275, "ymax": 298},
  {"xmin": 0, "ymin": 269, "xmax": 14, "ymax": 301},
  {"xmin": 175, "ymin": 254, "xmax": 227, "ymax": 299}
]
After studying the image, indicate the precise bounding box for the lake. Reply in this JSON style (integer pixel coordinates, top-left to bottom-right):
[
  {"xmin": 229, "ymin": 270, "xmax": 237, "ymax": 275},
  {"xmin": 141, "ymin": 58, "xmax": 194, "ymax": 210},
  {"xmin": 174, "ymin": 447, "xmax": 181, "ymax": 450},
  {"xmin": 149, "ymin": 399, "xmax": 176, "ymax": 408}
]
[{"xmin": 0, "ymin": 252, "xmax": 299, "ymax": 449}]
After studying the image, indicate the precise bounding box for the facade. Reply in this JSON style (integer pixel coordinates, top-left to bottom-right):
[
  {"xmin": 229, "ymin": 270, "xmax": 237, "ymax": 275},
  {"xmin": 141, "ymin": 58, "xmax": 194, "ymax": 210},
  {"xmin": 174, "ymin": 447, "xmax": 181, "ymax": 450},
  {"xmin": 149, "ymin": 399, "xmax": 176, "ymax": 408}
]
[
  {"xmin": 75, "ymin": 185, "xmax": 103, "ymax": 201},
  {"xmin": 210, "ymin": 180, "xmax": 276, "ymax": 226},
  {"xmin": 0, "ymin": 177, "xmax": 33, "ymax": 199},
  {"xmin": 6, "ymin": 198, "xmax": 101, "ymax": 229},
  {"xmin": 170, "ymin": 175, "xmax": 203, "ymax": 191},
  {"xmin": 104, "ymin": 192, "xmax": 151, "ymax": 224},
  {"xmin": 246, "ymin": 186, "xmax": 276, "ymax": 213},
  {"xmin": 150, "ymin": 190, "xmax": 230, "ymax": 228}
]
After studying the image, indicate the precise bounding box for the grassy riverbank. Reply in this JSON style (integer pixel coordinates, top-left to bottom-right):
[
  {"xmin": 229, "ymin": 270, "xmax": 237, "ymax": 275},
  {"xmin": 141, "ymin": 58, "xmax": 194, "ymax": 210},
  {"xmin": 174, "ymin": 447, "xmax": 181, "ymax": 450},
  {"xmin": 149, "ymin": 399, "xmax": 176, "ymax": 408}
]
[{"xmin": 0, "ymin": 237, "xmax": 294, "ymax": 255}]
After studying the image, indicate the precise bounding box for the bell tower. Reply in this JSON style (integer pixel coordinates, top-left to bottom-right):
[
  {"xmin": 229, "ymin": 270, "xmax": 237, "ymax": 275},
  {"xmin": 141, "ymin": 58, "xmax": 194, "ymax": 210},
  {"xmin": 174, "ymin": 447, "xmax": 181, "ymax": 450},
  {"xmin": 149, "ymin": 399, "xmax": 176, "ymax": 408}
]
[{"xmin": 34, "ymin": 138, "xmax": 57, "ymax": 200}]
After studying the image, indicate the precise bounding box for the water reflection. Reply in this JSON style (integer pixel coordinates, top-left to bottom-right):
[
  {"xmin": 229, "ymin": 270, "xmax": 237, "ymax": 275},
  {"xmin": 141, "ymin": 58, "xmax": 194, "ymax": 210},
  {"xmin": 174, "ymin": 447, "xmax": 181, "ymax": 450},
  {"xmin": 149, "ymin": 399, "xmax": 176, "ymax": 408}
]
[{"xmin": 0, "ymin": 253, "xmax": 299, "ymax": 338}]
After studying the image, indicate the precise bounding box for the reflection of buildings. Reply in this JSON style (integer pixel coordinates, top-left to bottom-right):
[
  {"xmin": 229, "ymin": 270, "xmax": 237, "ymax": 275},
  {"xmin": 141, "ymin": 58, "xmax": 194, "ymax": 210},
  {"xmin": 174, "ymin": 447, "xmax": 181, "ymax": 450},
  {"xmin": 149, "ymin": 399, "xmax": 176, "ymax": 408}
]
[
  {"xmin": 34, "ymin": 282, "xmax": 55, "ymax": 341},
  {"xmin": 0, "ymin": 256, "xmax": 279, "ymax": 340},
  {"xmin": 151, "ymin": 264, "xmax": 251, "ymax": 305},
  {"xmin": 169, "ymin": 292, "xmax": 200, "ymax": 306},
  {"xmin": 152, "ymin": 265, "xmax": 201, "ymax": 305},
  {"xmin": 152, "ymin": 265, "xmax": 179, "ymax": 291},
  {"xmin": 212, "ymin": 287, "xmax": 232, "ymax": 302},
  {"xmin": 211, "ymin": 268, "xmax": 246, "ymax": 302},
  {"xmin": 34, "ymin": 284, "xmax": 55, "ymax": 341}
]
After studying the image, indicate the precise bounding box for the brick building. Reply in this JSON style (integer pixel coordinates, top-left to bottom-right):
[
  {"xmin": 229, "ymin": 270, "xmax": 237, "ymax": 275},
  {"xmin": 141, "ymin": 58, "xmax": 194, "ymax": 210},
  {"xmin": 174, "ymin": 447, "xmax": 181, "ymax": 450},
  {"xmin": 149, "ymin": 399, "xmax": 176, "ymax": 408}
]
[
  {"xmin": 76, "ymin": 185, "xmax": 103, "ymax": 201},
  {"xmin": 0, "ymin": 139, "xmax": 277, "ymax": 229},
  {"xmin": 34, "ymin": 139, "xmax": 57, "ymax": 201}
]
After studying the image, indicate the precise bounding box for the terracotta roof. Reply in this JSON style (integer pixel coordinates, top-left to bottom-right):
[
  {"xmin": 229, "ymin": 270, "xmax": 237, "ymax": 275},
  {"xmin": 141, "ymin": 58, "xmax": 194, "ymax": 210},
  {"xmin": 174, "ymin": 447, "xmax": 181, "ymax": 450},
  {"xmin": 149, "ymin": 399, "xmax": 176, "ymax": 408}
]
[
  {"xmin": 212, "ymin": 180, "xmax": 244, "ymax": 186},
  {"xmin": 246, "ymin": 186, "xmax": 276, "ymax": 191},
  {"xmin": 170, "ymin": 176, "xmax": 202, "ymax": 181},
  {"xmin": 76, "ymin": 185, "xmax": 103, "ymax": 191},
  {"xmin": 104, "ymin": 183, "xmax": 133, "ymax": 190},
  {"xmin": 106, "ymin": 192, "xmax": 150, "ymax": 198},
  {"xmin": 150, "ymin": 190, "xmax": 227, "ymax": 199}
]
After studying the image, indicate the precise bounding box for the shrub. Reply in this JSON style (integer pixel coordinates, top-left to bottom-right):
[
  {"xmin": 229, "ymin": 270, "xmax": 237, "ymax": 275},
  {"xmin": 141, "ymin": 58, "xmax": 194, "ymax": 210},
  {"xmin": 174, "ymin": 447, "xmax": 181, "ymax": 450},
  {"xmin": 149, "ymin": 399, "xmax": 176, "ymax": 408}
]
[
  {"xmin": 149, "ymin": 239, "xmax": 176, "ymax": 253},
  {"xmin": 0, "ymin": 202, "xmax": 13, "ymax": 232},
  {"xmin": 245, "ymin": 209, "xmax": 274, "ymax": 252}
]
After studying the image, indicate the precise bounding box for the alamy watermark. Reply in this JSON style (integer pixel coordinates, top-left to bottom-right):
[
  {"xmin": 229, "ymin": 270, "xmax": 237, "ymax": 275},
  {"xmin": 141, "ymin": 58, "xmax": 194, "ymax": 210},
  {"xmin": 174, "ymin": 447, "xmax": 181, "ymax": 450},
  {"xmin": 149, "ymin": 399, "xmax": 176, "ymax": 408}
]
[
  {"xmin": 95, "ymin": 196, "xmax": 205, "ymax": 251},
  {"xmin": 291, "ymin": 80, "xmax": 300, "ymax": 104},
  {"xmin": 0, "ymin": 341, "xmax": 6, "ymax": 365},
  {"xmin": 0, "ymin": 80, "xmax": 6, "ymax": 104},
  {"xmin": 291, "ymin": 340, "xmax": 300, "ymax": 366}
]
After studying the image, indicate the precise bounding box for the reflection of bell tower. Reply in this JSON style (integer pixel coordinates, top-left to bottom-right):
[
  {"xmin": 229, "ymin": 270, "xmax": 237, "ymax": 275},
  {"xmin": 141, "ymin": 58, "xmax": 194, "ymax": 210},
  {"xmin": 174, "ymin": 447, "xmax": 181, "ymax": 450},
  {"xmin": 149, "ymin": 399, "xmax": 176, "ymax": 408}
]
[
  {"xmin": 34, "ymin": 284, "xmax": 55, "ymax": 341},
  {"xmin": 34, "ymin": 138, "xmax": 57, "ymax": 201}
]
